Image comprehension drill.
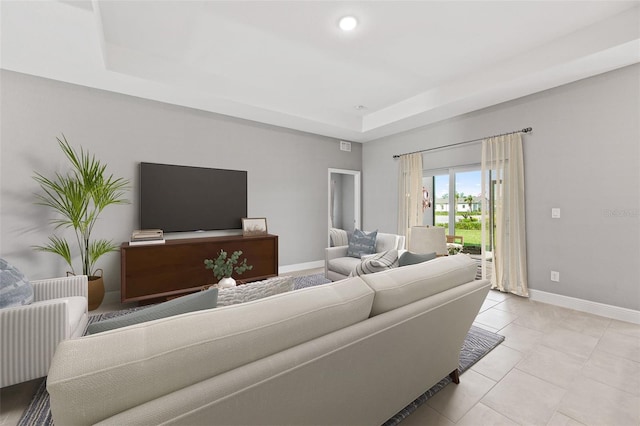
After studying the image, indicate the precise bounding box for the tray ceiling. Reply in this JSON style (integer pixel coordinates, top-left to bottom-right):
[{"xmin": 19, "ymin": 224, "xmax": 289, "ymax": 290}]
[{"xmin": 2, "ymin": 1, "xmax": 639, "ymax": 142}]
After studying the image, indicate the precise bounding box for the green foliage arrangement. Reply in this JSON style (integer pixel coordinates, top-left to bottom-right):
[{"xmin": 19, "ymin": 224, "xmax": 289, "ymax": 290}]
[
  {"xmin": 204, "ymin": 249, "xmax": 253, "ymax": 281},
  {"xmin": 33, "ymin": 135, "xmax": 129, "ymax": 276}
]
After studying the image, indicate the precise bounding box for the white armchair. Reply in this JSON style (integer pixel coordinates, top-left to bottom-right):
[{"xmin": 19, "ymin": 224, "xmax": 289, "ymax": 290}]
[
  {"xmin": 0, "ymin": 275, "xmax": 88, "ymax": 388},
  {"xmin": 325, "ymin": 232, "xmax": 406, "ymax": 281}
]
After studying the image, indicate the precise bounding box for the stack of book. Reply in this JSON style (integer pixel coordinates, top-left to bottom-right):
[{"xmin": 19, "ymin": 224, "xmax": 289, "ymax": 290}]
[{"xmin": 130, "ymin": 229, "xmax": 165, "ymax": 246}]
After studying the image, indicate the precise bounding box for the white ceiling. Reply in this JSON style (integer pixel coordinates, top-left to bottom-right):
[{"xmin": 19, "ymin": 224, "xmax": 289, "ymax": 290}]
[{"xmin": 2, "ymin": 1, "xmax": 639, "ymax": 142}]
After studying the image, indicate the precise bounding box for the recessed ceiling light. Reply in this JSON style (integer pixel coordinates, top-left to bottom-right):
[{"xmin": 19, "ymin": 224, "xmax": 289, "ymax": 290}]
[
  {"xmin": 339, "ymin": 16, "xmax": 358, "ymax": 31},
  {"xmin": 355, "ymin": 105, "xmax": 367, "ymax": 110}
]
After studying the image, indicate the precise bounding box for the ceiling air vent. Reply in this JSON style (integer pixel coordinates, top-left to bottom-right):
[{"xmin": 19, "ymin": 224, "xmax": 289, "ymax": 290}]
[{"xmin": 340, "ymin": 141, "xmax": 352, "ymax": 152}]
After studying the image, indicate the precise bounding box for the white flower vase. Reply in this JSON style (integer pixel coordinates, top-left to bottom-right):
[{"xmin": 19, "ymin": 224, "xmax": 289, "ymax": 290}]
[{"xmin": 218, "ymin": 277, "xmax": 236, "ymax": 288}]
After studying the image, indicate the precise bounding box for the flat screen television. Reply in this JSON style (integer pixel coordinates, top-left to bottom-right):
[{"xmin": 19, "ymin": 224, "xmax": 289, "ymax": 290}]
[{"xmin": 140, "ymin": 162, "xmax": 247, "ymax": 233}]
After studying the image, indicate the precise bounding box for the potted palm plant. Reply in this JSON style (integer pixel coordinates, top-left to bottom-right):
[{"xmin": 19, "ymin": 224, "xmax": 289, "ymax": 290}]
[{"xmin": 33, "ymin": 135, "xmax": 129, "ymax": 310}]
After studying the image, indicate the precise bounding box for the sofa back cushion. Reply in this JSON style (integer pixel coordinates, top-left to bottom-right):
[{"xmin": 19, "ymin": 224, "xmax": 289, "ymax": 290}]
[
  {"xmin": 47, "ymin": 277, "xmax": 375, "ymax": 426},
  {"xmin": 375, "ymin": 233, "xmax": 398, "ymax": 252},
  {"xmin": 329, "ymin": 228, "xmax": 349, "ymax": 247},
  {"xmin": 374, "ymin": 233, "xmax": 406, "ymax": 252},
  {"xmin": 360, "ymin": 254, "xmax": 478, "ymax": 316}
]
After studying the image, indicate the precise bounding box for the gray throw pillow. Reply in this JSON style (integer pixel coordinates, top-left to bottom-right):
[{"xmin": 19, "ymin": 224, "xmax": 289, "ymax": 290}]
[
  {"xmin": 216, "ymin": 276, "xmax": 294, "ymax": 307},
  {"xmin": 86, "ymin": 287, "xmax": 218, "ymax": 334},
  {"xmin": 0, "ymin": 258, "xmax": 34, "ymax": 309},
  {"xmin": 354, "ymin": 250, "xmax": 399, "ymax": 276},
  {"xmin": 398, "ymin": 251, "xmax": 437, "ymax": 267},
  {"xmin": 346, "ymin": 229, "xmax": 378, "ymax": 258}
]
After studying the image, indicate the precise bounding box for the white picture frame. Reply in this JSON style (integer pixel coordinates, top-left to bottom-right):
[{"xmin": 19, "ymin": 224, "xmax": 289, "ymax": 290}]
[{"xmin": 242, "ymin": 217, "xmax": 268, "ymax": 236}]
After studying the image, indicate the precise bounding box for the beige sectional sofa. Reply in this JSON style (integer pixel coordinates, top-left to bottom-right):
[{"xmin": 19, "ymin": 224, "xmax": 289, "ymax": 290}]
[{"xmin": 47, "ymin": 255, "xmax": 489, "ymax": 426}]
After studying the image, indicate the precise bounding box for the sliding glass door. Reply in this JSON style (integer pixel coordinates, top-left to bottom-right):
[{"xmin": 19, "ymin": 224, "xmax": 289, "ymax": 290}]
[{"xmin": 424, "ymin": 166, "xmax": 488, "ymax": 254}]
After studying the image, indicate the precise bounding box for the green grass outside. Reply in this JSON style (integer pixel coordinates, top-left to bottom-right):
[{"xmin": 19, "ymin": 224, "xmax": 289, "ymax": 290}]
[
  {"xmin": 436, "ymin": 224, "xmax": 487, "ymax": 253},
  {"xmin": 436, "ymin": 225, "xmax": 482, "ymax": 245},
  {"xmin": 455, "ymin": 229, "xmax": 481, "ymax": 245}
]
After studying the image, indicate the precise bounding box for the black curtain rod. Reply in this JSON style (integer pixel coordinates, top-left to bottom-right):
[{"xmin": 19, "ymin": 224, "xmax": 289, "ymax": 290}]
[{"xmin": 392, "ymin": 127, "xmax": 533, "ymax": 159}]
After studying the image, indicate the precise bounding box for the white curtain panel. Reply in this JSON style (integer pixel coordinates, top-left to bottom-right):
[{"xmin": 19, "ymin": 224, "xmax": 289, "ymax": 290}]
[
  {"xmin": 397, "ymin": 153, "xmax": 424, "ymax": 238},
  {"xmin": 481, "ymin": 133, "xmax": 529, "ymax": 297}
]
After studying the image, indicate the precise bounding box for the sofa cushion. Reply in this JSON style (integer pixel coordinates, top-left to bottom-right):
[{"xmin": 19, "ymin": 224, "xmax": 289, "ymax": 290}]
[
  {"xmin": 216, "ymin": 276, "xmax": 293, "ymax": 307},
  {"xmin": 354, "ymin": 250, "xmax": 399, "ymax": 276},
  {"xmin": 398, "ymin": 251, "xmax": 437, "ymax": 267},
  {"xmin": 0, "ymin": 258, "xmax": 33, "ymax": 309},
  {"xmin": 328, "ymin": 256, "xmax": 362, "ymax": 277},
  {"xmin": 360, "ymin": 254, "xmax": 478, "ymax": 316},
  {"xmin": 86, "ymin": 287, "xmax": 219, "ymax": 334},
  {"xmin": 346, "ymin": 229, "xmax": 377, "ymax": 258}
]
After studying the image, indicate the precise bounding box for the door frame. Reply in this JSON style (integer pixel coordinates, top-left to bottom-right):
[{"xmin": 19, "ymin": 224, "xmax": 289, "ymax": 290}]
[{"xmin": 328, "ymin": 168, "xmax": 361, "ymax": 246}]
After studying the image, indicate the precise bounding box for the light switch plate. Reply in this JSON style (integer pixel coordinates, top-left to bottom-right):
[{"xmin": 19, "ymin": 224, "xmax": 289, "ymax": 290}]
[{"xmin": 551, "ymin": 208, "xmax": 561, "ymax": 218}]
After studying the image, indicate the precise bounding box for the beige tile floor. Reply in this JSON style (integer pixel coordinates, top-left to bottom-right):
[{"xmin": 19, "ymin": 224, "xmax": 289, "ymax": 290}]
[
  {"xmin": 1, "ymin": 280, "xmax": 639, "ymax": 426},
  {"xmin": 403, "ymin": 290, "xmax": 640, "ymax": 426}
]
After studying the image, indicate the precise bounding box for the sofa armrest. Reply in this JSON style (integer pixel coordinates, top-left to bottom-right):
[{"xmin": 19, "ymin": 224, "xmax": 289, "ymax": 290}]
[
  {"xmin": 325, "ymin": 246, "xmax": 349, "ymax": 279},
  {"xmin": 32, "ymin": 275, "xmax": 88, "ymax": 302},
  {"xmin": 326, "ymin": 245, "xmax": 349, "ymax": 261},
  {"xmin": 0, "ymin": 300, "xmax": 72, "ymax": 387}
]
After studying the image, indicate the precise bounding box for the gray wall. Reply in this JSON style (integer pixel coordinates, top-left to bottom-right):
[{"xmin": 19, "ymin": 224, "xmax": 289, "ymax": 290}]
[
  {"xmin": 363, "ymin": 64, "xmax": 640, "ymax": 311},
  {"xmin": 0, "ymin": 70, "xmax": 362, "ymax": 294}
]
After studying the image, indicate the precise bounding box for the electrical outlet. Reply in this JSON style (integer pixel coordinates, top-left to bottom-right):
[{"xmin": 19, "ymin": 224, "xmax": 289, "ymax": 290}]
[{"xmin": 550, "ymin": 271, "xmax": 560, "ymax": 282}]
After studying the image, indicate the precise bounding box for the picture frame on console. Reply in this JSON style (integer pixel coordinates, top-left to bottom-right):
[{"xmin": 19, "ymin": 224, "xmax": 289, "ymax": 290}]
[{"xmin": 242, "ymin": 218, "xmax": 268, "ymax": 236}]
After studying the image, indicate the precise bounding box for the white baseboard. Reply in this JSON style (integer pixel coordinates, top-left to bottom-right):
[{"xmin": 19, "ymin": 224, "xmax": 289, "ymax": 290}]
[
  {"xmin": 529, "ymin": 289, "xmax": 640, "ymax": 325},
  {"xmin": 279, "ymin": 260, "xmax": 324, "ymax": 274}
]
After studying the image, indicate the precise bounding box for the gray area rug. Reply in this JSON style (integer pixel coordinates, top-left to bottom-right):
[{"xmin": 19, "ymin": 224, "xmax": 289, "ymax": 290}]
[
  {"xmin": 293, "ymin": 272, "xmax": 331, "ymax": 289},
  {"xmin": 18, "ymin": 273, "xmax": 502, "ymax": 426}
]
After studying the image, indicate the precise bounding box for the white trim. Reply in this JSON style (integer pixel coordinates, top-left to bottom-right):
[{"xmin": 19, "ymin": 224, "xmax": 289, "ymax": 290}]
[
  {"xmin": 279, "ymin": 260, "xmax": 325, "ymax": 275},
  {"xmin": 529, "ymin": 289, "xmax": 640, "ymax": 325},
  {"xmin": 328, "ymin": 168, "xmax": 361, "ymax": 246}
]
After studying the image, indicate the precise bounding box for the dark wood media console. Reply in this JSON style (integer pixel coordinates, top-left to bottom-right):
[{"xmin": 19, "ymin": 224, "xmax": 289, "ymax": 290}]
[{"xmin": 120, "ymin": 234, "xmax": 278, "ymax": 303}]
